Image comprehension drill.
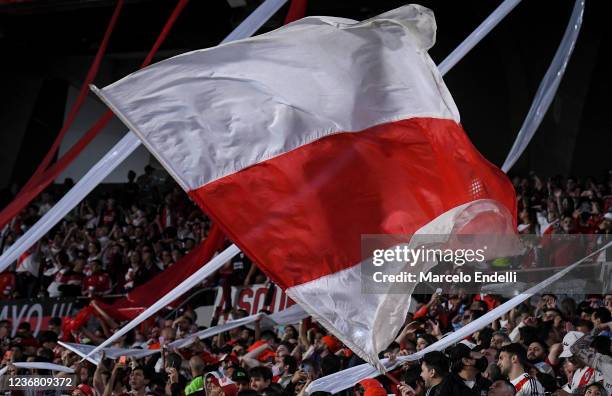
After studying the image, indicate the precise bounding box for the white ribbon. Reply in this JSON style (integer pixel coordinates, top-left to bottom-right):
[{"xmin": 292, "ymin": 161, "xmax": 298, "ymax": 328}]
[
  {"xmin": 58, "ymin": 341, "xmax": 161, "ymax": 365},
  {"xmin": 501, "ymin": 0, "xmax": 584, "ymax": 172},
  {"xmin": 438, "ymin": 0, "xmax": 522, "ymax": 76},
  {"xmin": 169, "ymin": 304, "xmax": 308, "ymax": 350},
  {"xmin": 84, "ymin": 243, "xmax": 240, "ymax": 359},
  {"xmin": 0, "ymin": 362, "xmax": 75, "ymax": 377}
]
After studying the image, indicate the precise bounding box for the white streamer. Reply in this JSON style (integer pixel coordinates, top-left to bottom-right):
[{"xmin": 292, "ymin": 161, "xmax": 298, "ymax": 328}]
[
  {"xmin": 169, "ymin": 304, "xmax": 307, "ymax": 349},
  {"xmin": 306, "ymin": 240, "xmax": 612, "ymax": 394},
  {"xmin": 501, "ymin": 0, "xmax": 584, "ymax": 172},
  {"xmin": 58, "ymin": 341, "xmax": 160, "ymax": 365},
  {"xmin": 0, "ymin": 362, "xmax": 75, "ymax": 377},
  {"xmin": 84, "ymin": 243, "xmax": 240, "ymax": 359},
  {"xmin": 222, "ymin": 0, "xmax": 288, "ymax": 44},
  {"xmin": 438, "ymin": 0, "xmax": 522, "ymax": 76}
]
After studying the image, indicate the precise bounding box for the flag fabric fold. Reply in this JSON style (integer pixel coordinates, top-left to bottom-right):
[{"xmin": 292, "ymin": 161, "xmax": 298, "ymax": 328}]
[{"xmin": 93, "ymin": 4, "xmax": 517, "ymax": 368}]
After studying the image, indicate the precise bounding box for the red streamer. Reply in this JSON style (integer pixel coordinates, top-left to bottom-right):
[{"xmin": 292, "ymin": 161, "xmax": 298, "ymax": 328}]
[
  {"xmin": 283, "ymin": 0, "xmax": 308, "ymax": 24},
  {"xmin": 95, "ymin": 224, "xmax": 226, "ymax": 321},
  {"xmin": 19, "ymin": 0, "xmax": 125, "ymax": 198},
  {"xmin": 0, "ymin": 0, "xmax": 190, "ymax": 231}
]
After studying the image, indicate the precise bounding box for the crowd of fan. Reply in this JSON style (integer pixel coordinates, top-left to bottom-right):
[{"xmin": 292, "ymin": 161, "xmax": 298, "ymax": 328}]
[
  {"xmin": 0, "ymin": 292, "xmax": 611, "ymax": 396},
  {"xmin": 0, "ymin": 166, "xmax": 264, "ymax": 301},
  {"xmin": 0, "ymin": 170, "xmax": 611, "ymax": 396}
]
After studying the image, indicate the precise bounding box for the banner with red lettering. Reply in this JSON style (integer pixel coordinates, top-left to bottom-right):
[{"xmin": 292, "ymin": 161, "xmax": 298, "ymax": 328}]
[
  {"xmin": 0, "ymin": 297, "xmax": 77, "ymax": 337},
  {"xmin": 213, "ymin": 284, "xmax": 295, "ymax": 320}
]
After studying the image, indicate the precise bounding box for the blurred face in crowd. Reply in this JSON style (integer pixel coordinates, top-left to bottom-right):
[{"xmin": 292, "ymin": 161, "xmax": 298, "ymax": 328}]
[
  {"xmin": 491, "ymin": 334, "xmax": 508, "ymax": 350},
  {"xmin": 284, "ymin": 326, "xmax": 297, "ymax": 340},
  {"xmin": 250, "ymin": 375, "xmax": 270, "ymax": 392},
  {"xmin": 79, "ymin": 366, "xmax": 89, "ymax": 383},
  {"xmin": 543, "ymin": 309, "xmax": 561, "ymax": 323},
  {"xmin": 0, "ymin": 323, "xmax": 9, "ymax": 338},
  {"xmin": 73, "ymin": 259, "xmax": 84, "ymax": 273},
  {"xmin": 275, "ymin": 345, "xmax": 289, "ymax": 364},
  {"xmin": 130, "ymin": 251, "xmax": 141, "ymax": 267},
  {"xmin": 403, "ymin": 342, "xmax": 417, "ymax": 355},
  {"xmin": 161, "ymin": 250, "xmax": 172, "ymax": 265},
  {"xmin": 420, "ymin": 362, "xmax": 438, "ymax": 389},
  {"xmin": 172, "ymin": 249, "xmax": 182, "ymax": 263},
  {"xmin": 240, "ymin": 329, "xmax": 251, "ymax": 341},
  {"xmin": 236, "ymin": 381, "xmax": 249, "ymax": 393},
  {"xmin": 585, "ymin": 384, "xmax": 604, "ymax": 396},
  {"xmin": 129, "ymin": 368, "xmax": 147, "ymax": 391},
  {"xmin": 481, "ymin": 348, "xmax": 498, "ymax": 365},
  {"xmin": 160, "ymin": 327, "xmax": 176, "ymax": 343},
  {"xmin": 526, "ymin": 342, "xmax": 546, "ymax": 362},
  {"xmin": 561, "ymin": 216, "xmax": 573, "ymax": 233},
  {"xmin": 563, "ymin": 359, "xmax": 575, "ymax": 381},
  {"xmin": 142, "ymin": 247, "xmax": 153, "ymax": 264},
  {"xmin": 87, "ymin": 242, "xmax": 98, "ymax": 255},
  {"xmin": 96, "ymin": 226, "xmax": 109, "ymax": 238},
  {"xmin": 177, "ymin": 317, "xmax": 190, "ymax": 331},
  {"xmin": 416, "ymin": 336, "xmax": 430, "ymax": 352},
  {"xmin": 488, "ymin": 380, "xmax": 515, "ymax": 396},
  {"xmin": 605, "ymin": 294, "xmax": 612, "ymax": 311},
  {"xmin": 497, "ymin": 352, "xmax": 515, "ymax": 377}
]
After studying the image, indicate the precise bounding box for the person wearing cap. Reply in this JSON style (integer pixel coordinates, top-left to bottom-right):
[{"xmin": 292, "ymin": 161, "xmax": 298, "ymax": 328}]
[
  {"xmin": 355, "ymin": 378, "xmax": 388, "ymax": 396},
  {"xmin": 561, "ymin": 333, "xmax": 611, "ymax": 396},
  {"xmin": 497, "ymin": 343, "xmax": 544, "ymax": 396},
  {"xmin": 232, "ymin": 366, "xmax": 251, "ymax": 393},
  {"xmin": 204, "ymin": 372, "xmax": 238, "ymax": 396},
  {"xmin": 317, "ymin": 335, "xmax": 341, "ymax": 357},
  {"xmin": 557, "ymin": 331, "xmax": 603, "ymax": 394},
  {"xmin": 437, "ymin": 344, "xmax": 491, "ymax": 396}
]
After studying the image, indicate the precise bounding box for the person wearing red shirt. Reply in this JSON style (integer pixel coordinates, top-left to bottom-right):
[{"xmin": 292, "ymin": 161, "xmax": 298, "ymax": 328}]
[{"xmin": 82, "ymin": 260, "xmax": 111, "ymax": 297}]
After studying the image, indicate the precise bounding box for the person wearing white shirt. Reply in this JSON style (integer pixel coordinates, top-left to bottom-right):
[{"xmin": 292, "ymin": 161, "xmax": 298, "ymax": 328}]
[{"xmin": 497, "ymin": 343, "xmax": 544, "ymax": 396}]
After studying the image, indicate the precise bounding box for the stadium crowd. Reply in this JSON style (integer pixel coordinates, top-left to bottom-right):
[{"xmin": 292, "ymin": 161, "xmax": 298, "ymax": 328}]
[{"xmin": 0, "ymin": 169, "xmax": 611, "ymax": 396}]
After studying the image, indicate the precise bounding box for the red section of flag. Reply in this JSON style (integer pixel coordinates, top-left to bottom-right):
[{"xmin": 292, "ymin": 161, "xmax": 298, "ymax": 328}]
[{"xmin": 191, "ymin": 117, "xmax": 516, "ymax": 289}]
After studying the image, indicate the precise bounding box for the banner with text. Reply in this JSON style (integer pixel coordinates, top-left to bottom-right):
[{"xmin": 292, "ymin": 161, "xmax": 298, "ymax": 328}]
[{"xmin": 0, "ymin": 297, "xmax": 78, "ymax": 337}]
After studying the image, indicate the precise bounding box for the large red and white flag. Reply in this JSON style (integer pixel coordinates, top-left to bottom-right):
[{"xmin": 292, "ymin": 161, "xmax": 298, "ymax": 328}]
[{"xmin": 94, "ymin": 5, "xmax": 517, "ymax": 368}]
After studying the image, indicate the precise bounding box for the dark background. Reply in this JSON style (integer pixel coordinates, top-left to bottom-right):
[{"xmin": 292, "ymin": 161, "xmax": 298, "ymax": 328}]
[{"xmin": 0, "ymin": 0, "xmax": 609, "ymax": 193}]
